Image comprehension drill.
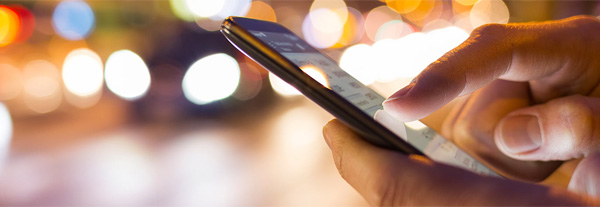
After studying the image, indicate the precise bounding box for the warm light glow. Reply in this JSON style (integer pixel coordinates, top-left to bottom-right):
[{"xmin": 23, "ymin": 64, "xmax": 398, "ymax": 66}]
[
  {"xmin": 0, "ymin": 6, "xmax": 21, "ymax": 46},
  {"xmin": 422, "ymin": 19, "xmax": 453, "ymax": 32},
  {"xmin": 453, "ymin": 12, "xmax": 474, "ymax": 33},
  {"xmin": 371, "ymin": 39, "xmax": 402, "ymax": 82},
  {"xmin": 339, "ymin": 44, "xmax": 376, "ymax": 85},
  {"xmin": 62, "ymin": 48, "xmax": 103, "ymax": 97},
  {"xmin": 425, "ymin": 26, "xmax": 469, "ymax": 62},
  {"xmin": 386, "ymin": 0, "xmax": 421, "ymax": 14},
  {"xmin": 309, "ymin": 0, "xmax": 348, "ymax": 34},
  {"xmin": 403, "ymin": 0, "xmax": 438, "ymax": 23},
  {"xmin": 169, "ymin": 0, "xmax": 195, "ymax": 22},
  {"xmin": 302, "ymin": 9, "xmax": 343, "ymax": 49},
  {"xmin": 162, "ymin": 130, "xmax": 249, "ymax": 205},
  {"xmin": 12, "ymin": 5, "xmax": 36, "ymax": 43},
  {"xmin": 375, "ymin": 20, "xmax": 414, "ymax": 41},
  {"xmin": 184, "ymin": 0, "xmax": 226, "ymax": 18},
  {"xmin": 0, "ymin": 64, "xmax": 22, "ymax": 100},
  {"xmin": 364, "ymin": 6, "xmax": 403, "ymax": 42},
  {"xmin": 52, "ymin": 0, "xmax": 95, "ymax": 40},
  {"xmin": 405, "ymin": 120, "xmax": 428, "ymax": 130},
  {"xmin": 211, "ymin": 0, "xmax": 251, "ymax": 20},
  {"xmin": 302, "ymin": 66, "xmax": 329, "ymax": 88},
  {"xmin": 23, "ymin": 60, "xmax": 62, "ymax": 113},
  {"xmin": 368, "ymin": 26, "xmax": 469, "ymax": 84},
  {"xmin": 391, "ymin": 32, "xmax": 429, "ymax": 79},
  {"xmin": 333, "ymin": 7, "xmax": 365, "ymax": 47},
  {"xmin": 470, "ymin": 0, "xmax": 510, "ymax": 28},
  {"xmin": 182, "ymin": 53, "xmax": 241, "ymax": 105},
  {"xmin": 245, "ymin": 1, "xmax": 276, "ymax": 22},
  {"xmin": 105, "ymin": 50, "xmax": 151, "ymax": 101},
  {"xmin": 232, "ymin": 63, "xmax": 262, "ymax": 101},
  {"xmin": 269, "ymin": 72, "xmax": 301, "ymax": 97},
  {"xmin": 0, "ymin": 102, "xmax": 12, "ymax": 169},
  {"xmin": 455, "ymin": 0, "xmax": 479, "ymax": 6},
  {"xmin": 66, "ymin": 136, "xmax": 157, "ymax": 204}
]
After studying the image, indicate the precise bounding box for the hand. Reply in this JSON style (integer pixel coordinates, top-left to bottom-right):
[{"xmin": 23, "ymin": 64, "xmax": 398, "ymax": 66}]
[
  {"xmin": 323, "ymin": 15, "xmax": 600, "ymax": 205},
  {"xmin": 381, "ymin": 16, "xmax": 600, "ymax": 181},
  {"xmin": 323, "ymin": 119, "xmax": 595, "ymax": 206}
]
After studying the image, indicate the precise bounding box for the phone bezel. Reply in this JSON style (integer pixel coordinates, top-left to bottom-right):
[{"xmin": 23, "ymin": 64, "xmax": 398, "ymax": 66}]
[{"xmin": 221, "ymin": 16, "xmax": 422, "ymax": 155}]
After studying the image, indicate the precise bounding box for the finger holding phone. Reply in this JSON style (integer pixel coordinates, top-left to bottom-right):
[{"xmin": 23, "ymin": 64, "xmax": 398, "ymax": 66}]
[{"xmin": 324, "ymin": 16, "xmax": 600, "ymax": 205}]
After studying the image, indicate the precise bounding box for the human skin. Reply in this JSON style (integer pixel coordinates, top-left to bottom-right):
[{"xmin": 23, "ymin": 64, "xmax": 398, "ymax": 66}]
[{"xmin": 323, "ymin": 16, "xmax": 600, "ymax": 205}]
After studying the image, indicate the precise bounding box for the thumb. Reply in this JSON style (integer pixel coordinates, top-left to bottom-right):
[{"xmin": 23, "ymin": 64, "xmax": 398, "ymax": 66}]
[
  {"xmin": 569, "ymin": 152, "xmax": 600, "ymax": 198},
  {"xmin": 495, "ymin": 95, "xmax": 600, "ymax": 161}
]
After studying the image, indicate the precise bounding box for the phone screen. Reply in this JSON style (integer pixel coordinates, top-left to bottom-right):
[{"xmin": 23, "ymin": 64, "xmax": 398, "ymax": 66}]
[
  {"xmin": 240, "ymin": 27, "xmax": 500, "ymax": 177},
  {"xmin": 249, "ymin": 30, "xmax": 386, "ymax": 117}
]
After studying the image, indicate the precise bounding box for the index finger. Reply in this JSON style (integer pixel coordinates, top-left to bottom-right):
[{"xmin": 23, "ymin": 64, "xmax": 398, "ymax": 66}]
[{"xmin": 383, "ymin": 16, "xmax": 600, "ymax": 121}]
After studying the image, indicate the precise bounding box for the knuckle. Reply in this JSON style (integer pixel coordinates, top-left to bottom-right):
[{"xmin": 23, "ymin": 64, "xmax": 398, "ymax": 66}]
[
  {"xmin": 549, "ymin": 95, "xmax": 595, "ymax": 150},
  {"xmin": 554, "ymin": 95, "xmax": 592, "ymax": 122},
  {"xmin": 567, "ymin": 15, "xmax": 600, "ymax": 27}
]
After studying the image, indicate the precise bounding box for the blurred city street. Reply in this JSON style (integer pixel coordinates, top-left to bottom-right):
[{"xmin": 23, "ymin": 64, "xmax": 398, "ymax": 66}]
[{"xmin": 0, "ymin": 0, "xmax": 597, "ymax": 205}]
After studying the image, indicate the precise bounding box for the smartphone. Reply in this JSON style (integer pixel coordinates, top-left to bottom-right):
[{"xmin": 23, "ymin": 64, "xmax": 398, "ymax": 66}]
[{"xmin": 221, "ymin": 16, "xmax": 500, "ymax": 177}]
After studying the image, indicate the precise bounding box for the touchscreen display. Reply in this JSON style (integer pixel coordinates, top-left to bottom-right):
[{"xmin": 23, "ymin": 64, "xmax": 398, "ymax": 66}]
[
  {"xmin": 249, "ymin": 30, "xmax": 386, "ymax": 117},
  {"xmin": 248, "ymin": 30, "xmax": 500, "ymax": 177}
]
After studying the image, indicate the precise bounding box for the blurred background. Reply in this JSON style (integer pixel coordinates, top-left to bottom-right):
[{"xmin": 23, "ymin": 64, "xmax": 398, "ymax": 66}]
[{"xmin": 0, "ymin": 0, "xmax": 598, "ymax": 205}]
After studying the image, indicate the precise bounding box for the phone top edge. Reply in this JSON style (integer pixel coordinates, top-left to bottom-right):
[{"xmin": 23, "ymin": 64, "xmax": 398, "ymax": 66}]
[{"xmin": 220, "ymin": 17, "xmax": 424, "ymax": 156}]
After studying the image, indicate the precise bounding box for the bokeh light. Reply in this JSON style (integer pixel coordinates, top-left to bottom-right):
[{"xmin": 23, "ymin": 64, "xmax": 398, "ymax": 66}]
[
  {"xmin": 185, "ymin": 0, "xmax": 225, "ymax": 18},
  {"xmin": 422, "ymin": 19, "xmax": 453, "ymax": 32},
  {"xmin": 232, "ymin": 62, "xmax": 263, "ymax": 101},
  {"xmin": 339, "ymin": 44, "xmax": 376, "ymax": 85},
  {"xmin": 403, "ymin": 0, "xmax": 439, "ymax": 24},
  {"xmin": 470, "ymin": 0, "xmax": 510, "ymax": 28},
  {"xmin": 23, "ymin": 60, "xmax": 62, "ymax": 114},
  {"xmin": 364, "ymin": 6, "xmax": 403, "ymax": 42},
  {"xmin": 366, "ymin": 24, "xmax": 470, "ymax": 84},
  {"xmin": 62, "ymin": 48, "xmax": 104, "ymax": 97},
  {"xmin": 455, "ymin": 0, "xmax": 479, "ymax": 6},
  {"xmin": 169, "ymin": 0, "xmax": 195, "ymax": 22},
  {"xmin": 52, "ymin": 0, "xmax": 95, "ymax": 40},
  {"xmin": 0, "ymin": 64, "xmax": 22, "ymax": 100},
  {"xmin": 0, "ymin": 6, "xmax": 21, "ymax": 46},
  {"xmin": 309, "ymin": 0, "xmax": 348, "ymax": 34},
  {"xmin": 371, "ymin": 38, "xmax": 402, "ymax": 82},
  {"xmin": 182, "ymin": 53, "xmax": 241, "ymax": 105},
  {"xmin": 453, "ymin": 12, "xmax": 474, "ymax": 32},
  {"xmin": 375, "ymin": 20, "xmax": 414, "ymax": 41},
  {"xmin": 426, "ymin": 26, "xmax": 469, "ymax": 61},
  {"xmin": 0, "ymin": 102, "xmax": 12, "ymax": 169},
  {"xmin": 390, "ymin": 32, "xmax": 429, "ymax": 79},
  {"xmin": 105, "ymin": 50, "xmax": 151, "ymax": 101},
  {"xmin": 333, "ymin": 7, "xmax": 365, "ymax": 47},
  {"xmin": 302, "ymin": 9, "xmax": 343, "ymax": 49},
  {"xmin": 211, "ymin": 0, "xmax": 251, "ymax": 20},
  {"xmin": 386, "ymin": 0, "xmax": 421, "ymax": 14},
  {"xmin": 245, "ymin": 1, "xmax": 276, "ymax": 22},
  {"xmin": 12, "ymin": 5, "xmax": 35, "ymax": 43},
  {"xmin": 269, "ymin": 72, "xmax": 301, "ymax": 97},
  {"xmin": 302, "ymin": 66, "xmax": 329, "ymax": 88}
]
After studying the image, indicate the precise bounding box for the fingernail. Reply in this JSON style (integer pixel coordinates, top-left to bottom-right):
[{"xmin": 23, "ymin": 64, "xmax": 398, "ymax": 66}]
[
  {"xmin": 384, "ymin": 84, "xmax": 414, "ymax": 104},
  {"xmin": 499, "ymin": 115, "xmax": 542, "ymax": 154}
]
